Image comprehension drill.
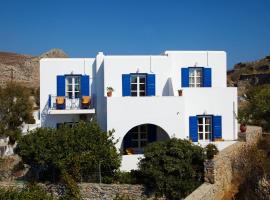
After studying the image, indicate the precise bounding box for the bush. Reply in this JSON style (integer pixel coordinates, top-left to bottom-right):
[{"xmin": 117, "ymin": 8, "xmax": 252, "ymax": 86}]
[
  {"xmin": 242, "ymin": 84, "xmax": 270, "ymax": 130},
  {"xmin": 138, "ymin": 138, "xmax": 204, "ymax": 200},
  {"xmin": 16, "ymin": 121, "xmax": 121, "ymax": 183},
  {"xmin": 204, "ymin": 144, "xmax": 219, "ymax": 159},
  {"xmin": 0, "ymin": 184, "xmax": 55, "ymax": 200}
]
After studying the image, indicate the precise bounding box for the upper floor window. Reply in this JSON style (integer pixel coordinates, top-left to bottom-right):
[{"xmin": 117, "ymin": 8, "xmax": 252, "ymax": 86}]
[
  {"xmin": 122, "ymin": 73, "xmax": 155, "ymax": 97},
  {"xmin": 66, "ymin": 76, "xmax": 80, "ymax": 98},
  {"xmin": 181, "ymin": 67, "xmax": 212, "ymax": 88},
  {"xmin": 189, "ymin": 68, "xmax": 202, "ymax": 87},
  {"xmin": 131, "ymin": 74, "xmax": 146, "ymax": 96}
]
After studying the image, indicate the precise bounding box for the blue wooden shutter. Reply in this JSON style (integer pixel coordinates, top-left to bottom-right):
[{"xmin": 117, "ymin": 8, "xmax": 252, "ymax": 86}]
[
  {"xmin": 57, "ymin": 75, "xmax": 65, "ymax": 96},
  {"xmin": 147, "ymin": 74, "xmax": 156, "ymax": 96},
  {"xmin": 213, "ymin": 116, "xmax": 222, "ymax": 140},
  {"xmin": 122, "ymin": 74, "xmax": 131, "ymax": 96},
  {"xmin": 203, "ymin": 68, "xmax": 212, "ymax": 87},
  {"xmin": 48, "ymin": 95, "xmax": 51, "ymax": 108},
  {"xmin": 181, "ymin": 68, "xmax": 189, "ymax": 87},
  {"xmin": 189, "ymin": 116, "xmax": 198, "ymax": 142},
  {"xmin": 148, "ymin": 124, "xmax": 157, "ymax": 143},
  {"xmin": 81, "ymin": 75, "xmax": 90, "ymax": 96}
]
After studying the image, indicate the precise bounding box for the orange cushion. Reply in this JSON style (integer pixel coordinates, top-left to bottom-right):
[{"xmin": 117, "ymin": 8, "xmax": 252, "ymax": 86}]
[
  {"xmin": 82, "ymin": 96, "xmax": 91, "ymax": 104},
  {"xmin": 56, "ymin": 97, "xmax": 65, "ymax": 104}
]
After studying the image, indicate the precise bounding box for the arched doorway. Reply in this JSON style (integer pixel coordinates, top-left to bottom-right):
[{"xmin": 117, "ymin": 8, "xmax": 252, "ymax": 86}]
[{"xmin": 121, "ymin": 123, "xmax": 170, "ymax": 155}]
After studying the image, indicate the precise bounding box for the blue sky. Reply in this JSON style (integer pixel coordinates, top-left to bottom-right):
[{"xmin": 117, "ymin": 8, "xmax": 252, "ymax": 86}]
[{"xmin": 0, "ymin": 0, "xmax": 269, "ymax": 69}]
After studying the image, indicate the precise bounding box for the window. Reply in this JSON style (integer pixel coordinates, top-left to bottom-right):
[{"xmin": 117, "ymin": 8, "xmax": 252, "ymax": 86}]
[
  {"xmin": 66, "ymin": 76, "xmax": 80, "ymax": 98},
  {"xmin": 130, "ymin": 75, "xmax": 146, "ymax": 96},
  {"xmin": 56, "ymin": 122, "xmax": 78, "ymax": 129},
  {"xmin": 189, "ymin": 68, "xmax": 202, "ymax": 87},
  {"xmin": 198, "ymin": 116, "xmax": 212, "ymax": 141},
  {"xmin": 131, "ymin": 125, "xmax": 148, "ymax": 148}
]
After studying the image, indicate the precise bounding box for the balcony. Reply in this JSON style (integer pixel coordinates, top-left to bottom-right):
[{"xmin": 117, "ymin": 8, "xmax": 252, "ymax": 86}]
[{"xmin": 48, "ymin": 95, "xmax": 95, "ymax": 115}]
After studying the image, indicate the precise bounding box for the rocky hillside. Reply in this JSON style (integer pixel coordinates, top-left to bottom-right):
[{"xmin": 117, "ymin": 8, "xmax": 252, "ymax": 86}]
[
  {"xmin": 0, "ymin": 49, "xmax": 68, "ymax": 88},
  {"xmin": 227, "ymin": 55, "xmax": 270, "ymax": 96}
]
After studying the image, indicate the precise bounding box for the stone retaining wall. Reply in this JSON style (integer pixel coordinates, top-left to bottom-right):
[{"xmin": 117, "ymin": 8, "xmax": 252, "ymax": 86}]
[
  {"xmin": 0, "ymin": 182, "xmax": 150, "ymax": 200},
  {"xmin": 185, "ymin": 126, "xmax": 263, "ymax": 200}
]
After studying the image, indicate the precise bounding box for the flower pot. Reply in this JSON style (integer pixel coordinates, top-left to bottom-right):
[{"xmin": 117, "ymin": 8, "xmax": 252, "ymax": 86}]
[
  {"xmin": 240, "ymin": 124, "xmax": 247, "ymax": 133},
  {"xmin": 107, "ymin": 91, "xmax": 112, "ymax": 97},
  {"xmin": 178, "ymin": 90, "xmax": 183, "ymax": 96}
]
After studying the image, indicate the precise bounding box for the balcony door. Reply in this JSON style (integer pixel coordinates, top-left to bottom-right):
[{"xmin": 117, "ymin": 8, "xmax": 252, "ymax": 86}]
[{"xmin": 66, "ymin": 76, "xmax": 81, "ymax": 109}]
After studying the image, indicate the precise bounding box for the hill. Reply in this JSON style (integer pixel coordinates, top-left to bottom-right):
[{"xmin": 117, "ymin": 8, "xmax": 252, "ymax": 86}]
[
  {"xmin": 0, "ymin": 49, "xmax": 68, "ymax": 88},
  {"xmin": 227, "ymin": 55, "xmax": 270, "ymax": 97}
]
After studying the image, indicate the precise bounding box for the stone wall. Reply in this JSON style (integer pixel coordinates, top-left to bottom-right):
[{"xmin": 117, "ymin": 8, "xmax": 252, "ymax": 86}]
[
  {"xmin": 185, "ymin": 126, "xmax": 263, "ymax": 200},
  {"xmin": 0, "ymin": 182, "xmax": 150, "ymax": 200}
]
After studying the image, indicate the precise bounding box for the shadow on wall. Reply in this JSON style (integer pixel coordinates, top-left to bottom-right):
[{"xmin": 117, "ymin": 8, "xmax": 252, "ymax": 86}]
[{"xmin": 162, "ymin": 78, "xmax": 174, "ymax": 96}]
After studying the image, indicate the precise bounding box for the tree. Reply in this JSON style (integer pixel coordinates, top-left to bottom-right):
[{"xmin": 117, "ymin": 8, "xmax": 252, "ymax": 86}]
[
  {"xmin": 16, "ymin": 121, "xmax": 121, "ymax": 183},
  {"xmin": 138, "ymin": 138, "xmax": 204, "ymax": 200},
  {"xmin": 0, "ymin": 82, "xmax": 34, "ymax": 143},
  {"xmin": 242, "ymin": 84, "xmax": 270, "ymax": 130}
]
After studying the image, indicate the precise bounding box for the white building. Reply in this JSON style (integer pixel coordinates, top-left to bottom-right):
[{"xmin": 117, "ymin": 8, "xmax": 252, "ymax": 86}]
[{"xmin": 40, "ymin": 51, "xmax": 238, "ymax": 171}]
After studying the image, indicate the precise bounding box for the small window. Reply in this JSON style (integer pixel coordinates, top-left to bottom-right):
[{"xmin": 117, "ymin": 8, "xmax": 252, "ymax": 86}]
[
  {"xmin": 66, "ymin": 76, "xmax": 81, "ymax": 98},
  {"xmin": 189, "ymin": 68, "xmax": 202, "ymax": 88},
  {"xmin": 130, "ymin": 75, "xmax": 146, "ymax": 97}
]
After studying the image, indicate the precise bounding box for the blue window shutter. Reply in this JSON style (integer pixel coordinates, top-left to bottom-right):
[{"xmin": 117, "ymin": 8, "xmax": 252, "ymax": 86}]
[
  {"xmin": 147, "ymin": 74, "xmax": 156, "ymax": 96},
  {"xmin": 213, "ymin": 116, "xmax": 222, "ymax": 140},
  {"xmin": 57, "ymin": 75, "xmax": 65, "ymax": 96},
  {"xmin": 181, "ymin": 68, "xmax": 189, "ymax": 87},
  {"xmin": 203, "ymin": 68, "xmax": 212, "ymax": 87},
  {"xmin": 48, "ymin": 95, "xmax": 51, "ymax": 108},
  {"xmin": 122, "ymin": 74, "xmax": 131, "ymax": 96},
  {"xmin": 148, "ymin": 124, "xmax": 157, "ymax": 143},
  {"xmin": 189, "ymin": 116, "xmax": 198, "ymax": 142},
  {"xmin": 81, "ymin": 75, "xmax": 90, "ymax": 96}
]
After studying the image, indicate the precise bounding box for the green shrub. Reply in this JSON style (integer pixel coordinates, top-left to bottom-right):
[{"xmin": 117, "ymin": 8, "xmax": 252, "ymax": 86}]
[
  {"xmin": 16, "ymin": 121, "xmax": 121, "ymax": 183},
  {"xmin": 0, "ymin": 184, "xmax": 55, "ymax": 200},
  {"xmin": 204, "ymin": 144, "xmax": 219, "ymax": 159},
  {"xmin": 138, "ymin": 138, "xmax": 204, "ymax": 200},
  {"xmin": 242, "ymin": 84, "xmax": 270, "ymax": 130}
]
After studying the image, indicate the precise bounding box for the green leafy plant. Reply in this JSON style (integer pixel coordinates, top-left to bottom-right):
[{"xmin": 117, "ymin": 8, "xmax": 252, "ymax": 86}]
[
  {"xmin": 138, "ymin": 138, "xmax": 204, "ymax": 200},
  {"xmin": 204, "ymin": 144, "xmax": 219, "ymax": 159},
  {"xmin": 106, "ymin": 87, "xmax": 114, "ymax": 92},
  {"xmin": 0, "ymin": 183, "xmax": 55, "ymax": 200},
  {"xmin": 16, "ymin": 121, "xmax": 121, "ymax": 183},
  {"xmin": 0, "ymin": 82, "xmax": 34, "ymax": 142}
]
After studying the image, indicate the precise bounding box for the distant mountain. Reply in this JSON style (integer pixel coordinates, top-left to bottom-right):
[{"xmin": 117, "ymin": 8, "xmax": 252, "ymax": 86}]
[
  {"xmin": 0, "ymin": 49, "xmax": 68, "ymax": 88},
  {"xmin": 227, "ymin": 55, "xmax": 270, "ymax": 97}
]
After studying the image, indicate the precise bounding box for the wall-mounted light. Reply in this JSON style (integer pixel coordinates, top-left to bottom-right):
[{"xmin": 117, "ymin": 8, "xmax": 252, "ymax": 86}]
[{"xmin": 136, "ymin": 68, "xmax": 140, "ymax": 73}]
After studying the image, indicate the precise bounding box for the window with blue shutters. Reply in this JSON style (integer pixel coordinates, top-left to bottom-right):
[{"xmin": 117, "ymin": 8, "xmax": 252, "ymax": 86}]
[
  {"xmin": 189, "ymin": 115, "xmax": 222, "ymax": 142},
  {"xmin": 181, "ymin": 67, "xmax": 212, "ymax": 88},
  {"xmin": 65, "ymin": 75, "xmax": 81, "ymax": 98},
  {"xmin": 122, "ymin": 73, "xmax": 155, "ymax": 96}
]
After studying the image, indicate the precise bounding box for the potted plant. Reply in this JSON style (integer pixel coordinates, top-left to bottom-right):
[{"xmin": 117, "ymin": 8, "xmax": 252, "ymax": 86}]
[
  {"xmin": 178, "ymin": 89, "xmax": 183, "ymax": 96},
  {"xmin": 238, "ymin": 109, "xmax": 248, "ymax": 133},
  {"xmin": 106, "ymin": 87, "xmax": 114, "ymax": 97}
]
